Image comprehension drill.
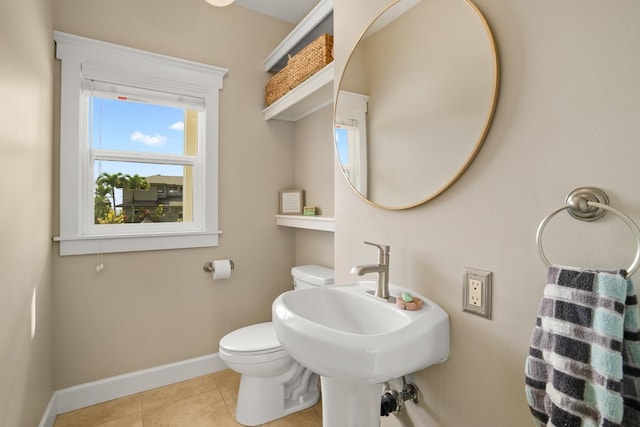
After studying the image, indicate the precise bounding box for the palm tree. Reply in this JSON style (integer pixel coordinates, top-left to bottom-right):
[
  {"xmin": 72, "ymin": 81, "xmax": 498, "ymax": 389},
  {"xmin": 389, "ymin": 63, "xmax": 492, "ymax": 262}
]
[
  {"xmin": 123, "ymin": 174, "xmax": 150, "ymax": 222},
  {"xmin": 96, "ymin": 172, "xmax": 124, "ymax": 212},
  {"xmin": 94, "ymin": 181, "xmax": 111, "ymax": 223}
]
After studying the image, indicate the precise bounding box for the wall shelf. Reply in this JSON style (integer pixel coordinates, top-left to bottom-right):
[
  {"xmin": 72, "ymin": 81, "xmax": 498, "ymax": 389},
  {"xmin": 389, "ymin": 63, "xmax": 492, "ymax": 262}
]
[
  {"xmin": 263, "ymin": 0, "xmax": 333, "ymax": 72},
  {"xmin": 263, "ymin": 0, "xmax": 333, "ymax": 122},
  {"xmin": 263, "ymin": 62, "xmax": 334, "ymax": 121},
  {"xmin": 267, "ymin": 1, "xmax": 335, "ymax": 232},
  {"xmin": 275, "ymin": 215, "xmax": 335, "ymax": 232}
]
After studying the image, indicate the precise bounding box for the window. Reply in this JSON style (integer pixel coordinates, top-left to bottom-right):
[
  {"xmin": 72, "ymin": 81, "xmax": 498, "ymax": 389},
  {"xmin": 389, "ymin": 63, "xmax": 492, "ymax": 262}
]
[
  {"xmin": 335, "ymin": 91, "xmax": 369, "ymax": 196},
  {"xmin": 55, "ymin": 32, "xmax": 227, "ymax": 255}
]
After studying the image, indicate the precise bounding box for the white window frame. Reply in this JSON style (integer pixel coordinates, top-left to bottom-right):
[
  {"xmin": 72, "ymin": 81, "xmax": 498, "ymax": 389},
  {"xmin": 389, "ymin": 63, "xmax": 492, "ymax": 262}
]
[
  {"xmin": 335, "ymin": 91, "xmax": 369, "ymax": 196},
  {"xmin": 54, "ymin": 32, "xmax": 228, "ymax": 256}
]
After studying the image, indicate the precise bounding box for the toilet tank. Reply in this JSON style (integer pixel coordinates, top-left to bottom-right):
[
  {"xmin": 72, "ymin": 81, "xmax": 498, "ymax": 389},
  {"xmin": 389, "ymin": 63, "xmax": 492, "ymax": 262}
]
[{"xmin": 291, "ymin": 265, "xmax": 334, "ymax": 290}]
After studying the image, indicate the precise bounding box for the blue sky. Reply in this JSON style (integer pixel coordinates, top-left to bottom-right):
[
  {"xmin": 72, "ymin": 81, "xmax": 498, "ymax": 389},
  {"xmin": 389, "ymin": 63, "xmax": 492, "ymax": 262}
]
[
  {"xmin": 92, "ymin": 97, "xmax": 186, "ymax": 178},
  {"xmin": 335, "ymin": 127, "xmax": 349, "ymax": 166}
]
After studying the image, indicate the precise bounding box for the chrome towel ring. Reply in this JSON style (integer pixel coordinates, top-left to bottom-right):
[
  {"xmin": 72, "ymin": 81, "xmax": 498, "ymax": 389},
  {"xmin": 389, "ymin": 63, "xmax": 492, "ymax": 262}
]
[{"xmin": 536, "ymin": 187, "xmax": 640, "ymax": 276}]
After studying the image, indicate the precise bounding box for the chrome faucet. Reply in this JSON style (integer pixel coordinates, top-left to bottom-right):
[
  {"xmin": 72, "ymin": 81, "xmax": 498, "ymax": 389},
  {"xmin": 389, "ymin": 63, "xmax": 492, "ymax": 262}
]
[{"xmin": 350, "ymin": 241, "xmax": 393, "ymax": 302}]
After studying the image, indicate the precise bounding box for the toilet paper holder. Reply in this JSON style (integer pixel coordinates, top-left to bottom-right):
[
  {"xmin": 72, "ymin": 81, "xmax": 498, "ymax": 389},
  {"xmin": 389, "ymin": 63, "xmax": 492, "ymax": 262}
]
[{"xmin": 203, "ymin": 260, "xmax": 235, "ymax": 273}]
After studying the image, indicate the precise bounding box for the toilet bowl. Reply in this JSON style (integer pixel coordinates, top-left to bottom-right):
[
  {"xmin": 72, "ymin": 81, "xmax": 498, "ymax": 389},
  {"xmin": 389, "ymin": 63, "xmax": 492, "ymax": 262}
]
[{"xmin": 218, "ymin": 265, "xmax": 334, "ymax": 426}]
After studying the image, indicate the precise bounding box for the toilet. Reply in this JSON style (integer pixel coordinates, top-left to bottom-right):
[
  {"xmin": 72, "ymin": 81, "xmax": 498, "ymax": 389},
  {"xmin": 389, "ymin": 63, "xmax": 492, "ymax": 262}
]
[{"xmin": 218, "ymin": 264, "xmax": 335, "ymax": 426}]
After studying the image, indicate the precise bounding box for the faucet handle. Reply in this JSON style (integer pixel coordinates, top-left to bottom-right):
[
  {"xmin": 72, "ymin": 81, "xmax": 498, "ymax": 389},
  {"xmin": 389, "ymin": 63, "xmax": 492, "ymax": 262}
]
[{"xmin": 364, "ymin": 241, "xmax": 390, "ymax": 255}]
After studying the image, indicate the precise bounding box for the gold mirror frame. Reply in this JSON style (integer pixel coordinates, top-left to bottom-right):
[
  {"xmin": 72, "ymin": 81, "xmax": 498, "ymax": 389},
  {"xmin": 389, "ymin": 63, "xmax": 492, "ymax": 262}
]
[{"xmin": 334, "ymin": 0, "xmax": 500, "ymax": 210}]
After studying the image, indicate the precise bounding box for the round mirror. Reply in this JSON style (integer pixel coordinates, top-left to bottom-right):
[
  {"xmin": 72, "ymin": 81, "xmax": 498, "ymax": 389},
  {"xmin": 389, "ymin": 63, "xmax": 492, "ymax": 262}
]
[{"xmin": 335, "ymin": 0, "xmax": 499, "ymax": 209}]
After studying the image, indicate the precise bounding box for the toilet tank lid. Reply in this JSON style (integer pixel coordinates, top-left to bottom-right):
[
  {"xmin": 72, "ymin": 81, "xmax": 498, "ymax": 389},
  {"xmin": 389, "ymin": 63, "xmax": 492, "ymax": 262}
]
[{"xmin": 291, "ymin": 265, "xmax": 335, "ymax": 286}]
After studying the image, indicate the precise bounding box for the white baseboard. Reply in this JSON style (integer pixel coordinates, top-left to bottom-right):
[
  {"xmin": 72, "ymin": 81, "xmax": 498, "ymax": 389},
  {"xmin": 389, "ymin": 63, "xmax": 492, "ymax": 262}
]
[
  {"xmin": 38, "ymin": 394, "xmax": 57, "ymax": 427},
  {"xmin": 39, "ymin": 352, "xmax": 227, "ymax": 424}
]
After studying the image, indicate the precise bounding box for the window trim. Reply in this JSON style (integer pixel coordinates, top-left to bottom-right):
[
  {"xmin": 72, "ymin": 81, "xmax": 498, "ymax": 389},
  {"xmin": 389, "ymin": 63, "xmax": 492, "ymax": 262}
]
[
  {"xmin": 335, "ymin": 91, "xmax": 369, "ymax": 197},
  {"xmin": 54, "ymin": 31, "xmax": 228, "ymax": 256}
]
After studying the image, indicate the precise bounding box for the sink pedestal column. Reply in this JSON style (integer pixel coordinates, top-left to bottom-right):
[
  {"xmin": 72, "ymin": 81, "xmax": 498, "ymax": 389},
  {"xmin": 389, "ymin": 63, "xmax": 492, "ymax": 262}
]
[{"xmin": 320, "ymin": 377, "xmax": 380, "ymax": 427}]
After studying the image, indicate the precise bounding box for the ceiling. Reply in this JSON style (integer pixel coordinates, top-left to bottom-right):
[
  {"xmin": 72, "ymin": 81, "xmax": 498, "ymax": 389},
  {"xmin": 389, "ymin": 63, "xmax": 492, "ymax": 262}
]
[{"xmin": 234, "ymin": 0, "xmax": 320, "ymax": 23}]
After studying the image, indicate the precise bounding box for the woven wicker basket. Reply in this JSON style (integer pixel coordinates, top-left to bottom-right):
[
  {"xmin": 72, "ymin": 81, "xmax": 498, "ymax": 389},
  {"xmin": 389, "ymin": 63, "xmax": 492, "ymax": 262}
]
[{"xmin": 265, "ymin": 33, "xmax": 334, "ymax": 107}]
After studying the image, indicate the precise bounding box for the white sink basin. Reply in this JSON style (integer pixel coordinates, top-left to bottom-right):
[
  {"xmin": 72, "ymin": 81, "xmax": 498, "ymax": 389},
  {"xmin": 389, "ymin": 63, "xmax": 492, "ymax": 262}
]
[{"xmin": 272, "ymin": 281, "xmax": 449, "ymax": 384}]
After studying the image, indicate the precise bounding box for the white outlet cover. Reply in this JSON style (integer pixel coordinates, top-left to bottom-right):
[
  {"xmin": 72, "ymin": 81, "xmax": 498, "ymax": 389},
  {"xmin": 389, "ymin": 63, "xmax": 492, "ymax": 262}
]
[{"xmin": 462, "ymin": 267, "xmax": 492, "ymax": 319}]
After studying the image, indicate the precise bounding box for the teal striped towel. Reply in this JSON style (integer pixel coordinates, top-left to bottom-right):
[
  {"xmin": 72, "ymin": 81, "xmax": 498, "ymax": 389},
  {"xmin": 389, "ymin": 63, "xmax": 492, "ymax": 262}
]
[{"xmin": 525, "ymin": 266, "xmax": 640, "ymax": 426}]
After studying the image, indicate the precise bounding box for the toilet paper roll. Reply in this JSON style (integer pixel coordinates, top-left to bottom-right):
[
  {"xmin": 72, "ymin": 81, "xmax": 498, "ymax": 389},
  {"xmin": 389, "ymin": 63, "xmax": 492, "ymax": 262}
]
[{"xmin": 212, "ymin": 259, "xmax": 232, "ymax": 280}]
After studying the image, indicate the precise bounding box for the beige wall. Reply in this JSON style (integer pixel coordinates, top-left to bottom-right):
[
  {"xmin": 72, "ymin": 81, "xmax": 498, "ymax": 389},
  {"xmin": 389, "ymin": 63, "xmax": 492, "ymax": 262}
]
[
  {"xmin": 51, "ymin": 0, "xmax": 302, "ymax": 389},
  {"xmin": 0, "ymin": 0, "xmax": 54, "ymax": 424},
  {"xmin": 293, "ymin": 105, "xmax": 335, "ymax": 269},
  {"xmin": 335, "ymin": 0, "xmax": 640, "ymax": 426}
]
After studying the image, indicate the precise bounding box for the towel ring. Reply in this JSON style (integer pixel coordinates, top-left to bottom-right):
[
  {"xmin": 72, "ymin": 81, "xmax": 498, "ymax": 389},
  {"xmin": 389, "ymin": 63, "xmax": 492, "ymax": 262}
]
[{"xmin": 536, "ymin": 187, "xmax": 640, "ymax": 276}]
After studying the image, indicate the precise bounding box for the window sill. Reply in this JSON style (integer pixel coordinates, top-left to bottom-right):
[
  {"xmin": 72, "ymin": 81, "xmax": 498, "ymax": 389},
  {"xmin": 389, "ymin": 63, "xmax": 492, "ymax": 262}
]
[{"xmin": 54, "ymin": 231, "xmax": 220, "ymax": 256}]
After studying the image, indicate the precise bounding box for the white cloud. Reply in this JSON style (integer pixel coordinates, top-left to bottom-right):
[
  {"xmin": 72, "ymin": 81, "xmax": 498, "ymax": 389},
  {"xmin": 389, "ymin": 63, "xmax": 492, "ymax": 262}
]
[
  {"xmin": 130, "ymin": 131, "xmax": 167, "ymax": 147},
  {"xmin": 169, "ymin": 121, "xmax": 184, "ymax": 131}
]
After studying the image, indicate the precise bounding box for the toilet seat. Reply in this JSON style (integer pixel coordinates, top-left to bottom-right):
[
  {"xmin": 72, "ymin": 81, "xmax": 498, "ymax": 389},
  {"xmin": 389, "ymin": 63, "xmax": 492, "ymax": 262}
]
[{"xmin": 219, "ymin": 322, "xmax": 286, "ymax": 360}]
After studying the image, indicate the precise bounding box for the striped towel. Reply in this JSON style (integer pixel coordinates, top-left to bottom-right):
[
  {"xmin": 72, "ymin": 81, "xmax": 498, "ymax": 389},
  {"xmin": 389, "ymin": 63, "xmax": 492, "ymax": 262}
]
[{"xmin": 525, "ymin": 266, "xmax": 640, "ymax": 426}]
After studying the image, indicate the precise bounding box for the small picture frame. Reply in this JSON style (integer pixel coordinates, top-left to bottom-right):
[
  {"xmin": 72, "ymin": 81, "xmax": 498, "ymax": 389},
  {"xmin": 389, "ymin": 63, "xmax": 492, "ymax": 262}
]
[{"xmin": 279, "ymin": 189, "xmax": 305, "ymax": 215}]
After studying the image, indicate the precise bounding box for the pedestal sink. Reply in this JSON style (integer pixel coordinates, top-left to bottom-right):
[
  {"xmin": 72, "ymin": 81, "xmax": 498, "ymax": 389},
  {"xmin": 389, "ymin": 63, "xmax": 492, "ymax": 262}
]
[{"xmin": 272, "ymin": 281, "xmax": 449, "ymax": 427}]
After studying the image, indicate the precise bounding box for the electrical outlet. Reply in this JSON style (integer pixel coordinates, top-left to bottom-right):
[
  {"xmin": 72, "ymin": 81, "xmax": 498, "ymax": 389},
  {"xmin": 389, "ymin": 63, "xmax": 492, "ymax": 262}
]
[
  {"xmin": 463, "ymin": 268, "xmax": 492, "ymax": 319},
  {"xmin": 469, "ymin": 279, "xmax": 482, "ymax": 306}
]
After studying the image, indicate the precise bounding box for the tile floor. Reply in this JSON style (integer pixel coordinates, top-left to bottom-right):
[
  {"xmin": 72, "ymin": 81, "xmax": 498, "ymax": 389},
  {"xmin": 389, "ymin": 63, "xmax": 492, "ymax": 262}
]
[{"xmin": 53, "ymin": 369, "xmax": 322, "ymax": 427}]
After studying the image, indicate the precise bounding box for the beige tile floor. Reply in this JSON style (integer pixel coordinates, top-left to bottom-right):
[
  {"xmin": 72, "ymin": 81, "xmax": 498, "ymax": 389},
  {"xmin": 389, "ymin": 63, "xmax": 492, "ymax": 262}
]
[{"xmin": 53, "ymin": 369, "xmax": 322, "ymax": 427}]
